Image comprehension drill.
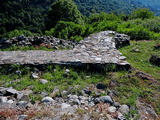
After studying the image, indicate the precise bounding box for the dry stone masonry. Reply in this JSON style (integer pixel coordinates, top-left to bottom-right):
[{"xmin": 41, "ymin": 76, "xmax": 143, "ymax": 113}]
[{"xmin": 0, "ymin": 31, "xmax": 130, "ymax": 70}]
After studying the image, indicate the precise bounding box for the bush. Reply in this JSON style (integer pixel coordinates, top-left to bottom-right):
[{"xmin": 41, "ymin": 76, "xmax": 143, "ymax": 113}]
[
  {"xmin": 129, "ymin": 8, "xmax": 154, "ymax": 20},
  {"xmin": 141, "ymin": 17, "xmax": 160, "ymax": 33},
  {"xmin": 2, "ymin": 29, "xmax": 36, "ymax": 38},
  {"xmin": 117, "ymin": 22, "xmax": 154, "ymax": 40},
  {"xmin": 88, "ymin": 12, "xmax": 120, "ymax": 24},
  {"xmin": 45, "ymin": 21, "xmax": 88, "ymax": 42},
  {"xmin": 95, "ymin": 20, "xmax": 120, "ymax": 31}
]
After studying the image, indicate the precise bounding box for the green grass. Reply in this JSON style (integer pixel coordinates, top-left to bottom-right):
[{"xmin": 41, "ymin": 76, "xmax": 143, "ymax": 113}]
[
  {"xmin": 0, "ymin": 65, "xmax": 109, "ymax": 101},
  {"xmin": 117, "ymin": 40, "xmax": 160, "ymax": 114},
  {"xmin": 119, "ymin": 40, "xmax": 160, "ymax": 80}
]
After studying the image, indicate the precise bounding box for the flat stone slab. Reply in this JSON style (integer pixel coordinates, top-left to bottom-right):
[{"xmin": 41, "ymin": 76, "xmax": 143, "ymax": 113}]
[{"xmin": 0, "ymin": 31, "xmax": 130, "ymax": 69}]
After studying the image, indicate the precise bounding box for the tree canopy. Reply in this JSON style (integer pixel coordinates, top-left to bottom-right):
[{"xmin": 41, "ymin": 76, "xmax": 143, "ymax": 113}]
[{"xmin": 46, "ymin": 0, "xmax": 84, "ymax": 29}]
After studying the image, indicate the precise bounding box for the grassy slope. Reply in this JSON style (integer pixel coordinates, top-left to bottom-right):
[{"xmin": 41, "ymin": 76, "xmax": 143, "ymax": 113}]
[
  {"xmin": 119, "ymin": 40, "xmax": 160, "ymax": 115},
  {"xmin": 120, "ymin": 40, "xmax": 160, "ymax": 79}
]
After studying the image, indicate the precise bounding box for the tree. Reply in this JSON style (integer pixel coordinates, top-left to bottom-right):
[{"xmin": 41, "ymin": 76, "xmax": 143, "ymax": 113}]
[
  {"xmin": 129, "ymin": 8, "xmax": 154, "ymax": 20},
  {"xmin": 46, "ymin": 0, "xmax": 84, "ymax": 29}
]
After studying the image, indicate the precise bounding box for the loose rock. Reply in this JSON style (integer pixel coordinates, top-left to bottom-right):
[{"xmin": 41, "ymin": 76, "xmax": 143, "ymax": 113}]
[
  {"xmin": 119, "ymin": 104, "xmax": 129, "ymax": 115},
  {"xmin": 99, "ymin": 96, "xmax": 114, "ymax": 104},
  {"xmin": 41, "ymin": 97, "xmax": 55, "ymax": 103}
]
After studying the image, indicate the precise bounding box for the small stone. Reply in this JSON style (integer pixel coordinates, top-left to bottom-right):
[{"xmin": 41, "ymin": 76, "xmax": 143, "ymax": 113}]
[
  {"xmin": 68, "ymin": 95, "xmax": 78, "ymax": 99},
  {"xmin": 119, "ymin": 56, "xmax": 126, "ymax": 60},
  {"xmin": 114, "ymin": 102, "xmax": 120, "ymax": 108},
  {"xmin": 117, "ymin": 112, "xmax": 126, "ymax": 120},
  {"xmin": 39, "ymin": 79, "xmax": 48, "ymax": 84},
  {"xmin": 119, "ymin": 104, "xmax": 129, "ymax": 115},
  {"xmin": 68, "ymin": 95, "xmax": 80, "ymax": 105},
  {"xmin": 61, "ymin": 103, "xmax": 71, "ymax": 109},
  {"xmin": 41, "ymin": 92, "xmax": 48, "ymax": 97},
  {"xmin": 6, "ymin": 88, "xmax": 19, "ymax": 95},
  {"xmin": 65, "ymin": 69, "xmax": 70, "ymax": 73},
  {"xmin": 108, "ymin": 106, "xmax": 117, "ymax": 113},
  {"xmin": 42, "ymin": 97, "xmax": 54, "ymax": 103},
  {"xmin": 132, "ymin": 48, "xmax": 140, "ymax": 52},
  {"xmin": 16, "ymin": 70, "xmax": 21, "ymax": 75},
  {"xmin": 0, "ymin": 97, "xmax": 7, "ymax": 103},
  {"xmin": 17, "ymin": 101, "xmax": 28, "ymax": 108},
  {"xmin": 50, "ymin": 86, "xmax": 60, "ymax": 98},
  {"xmin": 18, "ymin": 115, "xmax": 28, "ymax": 120},
  {"xmin": 99, "ymin": 96, "xmax": 114, "ymax": 104},
  {"xmin": 7, "ymin": 99, "xmax": 14, "ymax": 104},
  {"xmin": 31, "ymin": 73, "xmax": 39, "ymax": 79}
]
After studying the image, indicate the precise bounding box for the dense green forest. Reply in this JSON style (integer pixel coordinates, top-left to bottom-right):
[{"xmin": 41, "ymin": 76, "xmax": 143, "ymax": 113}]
[
  {"xmin": 128, "ymin": 0, "xmax": 160, "ymax": 15},
  {"xmin": 1, "ymin": 0, "xmax": 160, "ymax": 41}
]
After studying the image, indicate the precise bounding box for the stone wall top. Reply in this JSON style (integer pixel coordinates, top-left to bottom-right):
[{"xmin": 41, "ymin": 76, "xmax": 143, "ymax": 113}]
[{"xmin": 0, "ymin": 31, "xmax": 130, "ymax": 70}]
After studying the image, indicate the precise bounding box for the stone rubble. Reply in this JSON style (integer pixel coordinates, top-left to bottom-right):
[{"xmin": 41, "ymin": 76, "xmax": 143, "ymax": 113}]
[
  {"xmin": 0, "ymin": 84, "xmax": 159, "ymax": 120},
  {"xmin": 0, "ymin": 35, "xmax": 77, "ymax": 50}
]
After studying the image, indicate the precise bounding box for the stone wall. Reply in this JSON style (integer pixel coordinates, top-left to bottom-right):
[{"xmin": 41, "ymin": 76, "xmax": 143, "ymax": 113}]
[{"xmin": 0, "ymin": 31, "xmax": 130, "ymax": 71}]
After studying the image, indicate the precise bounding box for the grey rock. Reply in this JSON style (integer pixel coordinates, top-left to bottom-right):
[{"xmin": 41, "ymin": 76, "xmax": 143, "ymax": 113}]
[
  {"xmin": 42, "ymin": 97, "xmax": 54, "ymax": 103},
  {"xmin": 18, "ymin": 115, "xmax": 28, "ymax": 120},
  {"xmin": 6, "ymin": 88, "xmax": 19, "ymax": 95},
  {"xmin": 7, "ymin": 99, "xmax": 14, "ymax": 104},
  {"xmin": 68, "ymin": 95, "xmax": 81, "ymax": 105},
  {"xmin": 108, "ymin": 106, "xmax": 117, "ymax": 113},
  {"xmin": 132, "ymin": 47, "xmax": 140, "ymax": 52},
  {"xmin": 118, "ymin": 112, "xmax": 126, "ymax": 120},
  {"xmin": 119, "ymin": 104, "xmax": 129, "ymax": 115},
  {"xmin": 99, "ymin": 96, "xmax": 114, "ymax": 104},
  {"xmin": 0, "ymin": 97, "xmax": 7, "ymax": 103},
  {"xmin": 65, "ymin": 69, "xmax": 70, "ymax": 73},
  {"xmin": 17, "ymin": 101, "xmax": 28, "ymax": 108},
  {"xmin": 31, "ymin": 73, "xmax": 39, "ymax": 79},
  {"xmin": 39, "ymin": 79, "xmax": 48, "ymax": 84},
  {"xmin": 114, "ymin": 102, "xmax": 120, "ymax": 108},
  {"xmin": 61, "ymin": 103, "xmax": 71, "ymax": 109},
  {"xmin": 41, "ymin": 92, "xmax": 48, "ymax": 97}
]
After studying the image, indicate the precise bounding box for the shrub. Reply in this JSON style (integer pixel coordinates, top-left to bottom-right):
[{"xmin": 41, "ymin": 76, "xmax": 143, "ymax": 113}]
[
  {"xmin": 45, "ymin": 21, "xmax": 94, "ymax": 42},
  {"xmin": 117, "ymin": 22, "xmax": 154, "ymax": 40},
  {"xmin": 129, "ymin": 8, "xmax": 154, "ymax": 20},
  {"xmin": 2, "ymin": 29, "xmax": 36, "ymax": 38},
  {"xmin": 141, "ymin": 17, "xmax": 160, "ymax": 33},
  {"xmin": 95, "ymin": 20, "xmax": 120, "ymax": 31},
  {"xmin": 88, "ymin": 12, "xmax": 120, "ymax": 24}
]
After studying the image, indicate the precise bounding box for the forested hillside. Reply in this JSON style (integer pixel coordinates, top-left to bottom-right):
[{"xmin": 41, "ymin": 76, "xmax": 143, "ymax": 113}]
[
  {"xmin": 74, "ymin": 0, "xmax": 139, "ymax": 16},
  {"xmin": 0, "ymin": 0, "xmax": 160, "ymax": 119},
  {"xmin": 0, "ymin": 0, "xmax": 140, "ymax": 37},
  {"xmin": 128, "ymin": 0, "xmax": 160, "ymax": 15}
]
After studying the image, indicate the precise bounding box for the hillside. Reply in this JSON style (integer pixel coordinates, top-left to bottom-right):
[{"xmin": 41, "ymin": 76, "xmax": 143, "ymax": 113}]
[
  {"xmin": 74, "ymin": 0, "xmax": 139, "ymax": 16},
  {"xmin": 0, "ymin": 0, "xmax": 160, "ymax": 119},
  {"xmin": 128, "ymin": 0, "xmax": 160, "ymax": 15}
]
